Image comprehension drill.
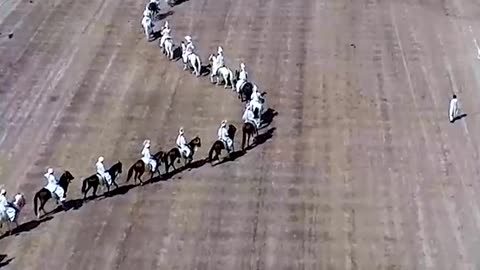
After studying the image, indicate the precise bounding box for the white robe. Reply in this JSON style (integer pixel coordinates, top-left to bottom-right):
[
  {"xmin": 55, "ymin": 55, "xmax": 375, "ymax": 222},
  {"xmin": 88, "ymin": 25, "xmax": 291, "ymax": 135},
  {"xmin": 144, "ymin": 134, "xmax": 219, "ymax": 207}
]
[
  {"xmin": 218, "ymin": 126, "xmax": 232, "ymax": 151},
  {"xmin": 96, "ymin": 161, "xmax": 112, "ymax": 185},
  {"xmin": 142, "ymin": 146, "xmax": 157, "ymax": 172},
  {"xmin": 176, "ymin": 134, "xmax": 191, "ymax": 157},
  {"xmin": 449, "ymin": 98, "xmax": 459, "ymax": 122},
  {"xmin": 236, "ymin": 69, "xmax": 248, "ymax": 93}
]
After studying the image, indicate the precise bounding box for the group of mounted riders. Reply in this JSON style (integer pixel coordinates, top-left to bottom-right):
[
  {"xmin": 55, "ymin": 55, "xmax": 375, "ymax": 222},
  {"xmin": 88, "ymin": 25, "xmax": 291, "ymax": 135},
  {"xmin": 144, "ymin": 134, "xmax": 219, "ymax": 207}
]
[{"xmin": 0, "ymin": 0, "xmax": 269, "ymax": 236}]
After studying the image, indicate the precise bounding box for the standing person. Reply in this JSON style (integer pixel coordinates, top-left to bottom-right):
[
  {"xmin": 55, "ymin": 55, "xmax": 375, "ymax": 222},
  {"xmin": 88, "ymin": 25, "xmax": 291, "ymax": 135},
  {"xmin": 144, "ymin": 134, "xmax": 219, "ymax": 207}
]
[{"xmin": 449, "ymin": 94, "xmax": 460, "ymax": 123}]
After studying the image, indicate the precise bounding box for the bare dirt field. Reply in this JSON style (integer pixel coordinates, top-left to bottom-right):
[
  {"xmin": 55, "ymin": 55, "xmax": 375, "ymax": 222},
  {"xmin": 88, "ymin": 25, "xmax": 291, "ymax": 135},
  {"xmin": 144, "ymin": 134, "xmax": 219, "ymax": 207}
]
[{"xmin": 2, "ymin": 0, "xmax": 480, "ymax": 269}]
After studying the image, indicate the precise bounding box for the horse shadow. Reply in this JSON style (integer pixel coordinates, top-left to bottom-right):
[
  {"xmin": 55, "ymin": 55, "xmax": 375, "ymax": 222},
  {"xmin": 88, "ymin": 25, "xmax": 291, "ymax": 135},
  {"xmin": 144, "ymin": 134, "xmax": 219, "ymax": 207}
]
[
  {"xmin": 0, "ymin": 216, "xmax": 54, "ymax": 240},
  {"xmin": 172, "ymin": 47, "xmax": 182, "ymax": 61},
  {"xmin": 97, "ymin": 184, "xmax": 138, "ymax": 201},
  {"xmin": 244, "ymin": 127, "xmax": 276, "ymax": 151},
  {"xmin": 260, "ymin": 108, "xmax": 278, "ymax": 129},
  {"xmin": 0, "ymin": 254, "xmax": 13, "ymax": 268},
  {"xmin": 151, "ymin": 158, "xmax": 208, "ymax": 182},
  {"xmin": 200, "ymin": 65, "xmax": 210, "ymax": 76},
  {"xmin": 452, "ymin": 113, "xmax": 467, "ymax": 123},
  {"xmin": 155, "ymin": 10, "xmax": 174, "ymax": 21},
  {"xmin": 210, "ymin": 150, "xmax": 246, "ymax": 166},
  {"xmin": 170, "ymin": 0, "xmax": 190, "ymax": 7}
]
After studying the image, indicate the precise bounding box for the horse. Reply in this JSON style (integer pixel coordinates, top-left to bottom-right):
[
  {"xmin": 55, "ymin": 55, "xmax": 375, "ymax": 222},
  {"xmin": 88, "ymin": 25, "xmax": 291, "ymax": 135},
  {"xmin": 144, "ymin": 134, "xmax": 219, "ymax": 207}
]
[
  {"xmin": 33, "ymin": 171, "xmax": 74, "ymax": 219},
  {"xmin": 180, "ymin": 42, "xmax": 202, "ymax": 76},
  {"xmin": 0, "ymin": 193, "xmax": 26, "ymax": 236},
  {"xmin": 147, "ymin": 2, "xmax": 161, "ymax": 19},
  {"xmin": 242, "ymin": 120, "xmax": 259, "ymax": 151},
  {"xmin": 126, "ymin": 151, "xmax": 165, "ymax": 185},
  {"xmin": 141, "ymin": 16, "xmax": 154, "ymax": 41},
  {"xmin": 208, "ymin": 54, "xmax": 234, "ymax": 89},
  {"xmin": 208, "ymin": 124, "xmax": 237, "ymax": 163},
  {"xmin": 164, "ymin": 136, "xmax": 202, "ymax": 174},
  {"xmin": 234, "ymin": 69, "xmax": 253, "ymax": 102},
  {"xmin": 81, "ymin": 161, "xmax": 123, "ymax": 200},
  {"xmin": 161, "ymin": 37, "xmax": 175, "ymax": 60}
]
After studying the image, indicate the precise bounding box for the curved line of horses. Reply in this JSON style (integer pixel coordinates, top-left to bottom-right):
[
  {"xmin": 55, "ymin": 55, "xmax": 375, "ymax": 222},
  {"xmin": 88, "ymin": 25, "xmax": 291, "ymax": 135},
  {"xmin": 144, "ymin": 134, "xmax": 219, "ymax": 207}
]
[{"xmin": 0, "ymin": 0, "xmax": 275, "ymax": 237}]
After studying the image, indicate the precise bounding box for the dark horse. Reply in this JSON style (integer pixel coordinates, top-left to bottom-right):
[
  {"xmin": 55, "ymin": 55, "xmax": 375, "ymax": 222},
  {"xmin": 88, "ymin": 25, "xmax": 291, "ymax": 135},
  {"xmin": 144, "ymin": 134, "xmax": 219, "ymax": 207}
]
[
  {"xmin": 81, "ymin": 161, "xmax": 123, "ymax": 200},
  {"xmin": 164, "ymin": 136, "xmax": 202, "ymax": 174},
  {"xmin": 234, "ymin": 69, "xmax": 253, "ymax": 102},
  {"xmin": 208, "ymin": 124, "xmax": 237, "ymax": 163},
  {"xmin": 147, "ymin": 2, "xmax": 161, "ymax": 18},
  {"xmin": 242, "ymin": 120, "xmax": 259, "ymax": 151},
  {"xmin": 33, "ymin": 171, "xmax": 74, "ymax": 218},
  {"xmin": 126, "ymin": 151, "xmax": 165, "ymax": 185}
]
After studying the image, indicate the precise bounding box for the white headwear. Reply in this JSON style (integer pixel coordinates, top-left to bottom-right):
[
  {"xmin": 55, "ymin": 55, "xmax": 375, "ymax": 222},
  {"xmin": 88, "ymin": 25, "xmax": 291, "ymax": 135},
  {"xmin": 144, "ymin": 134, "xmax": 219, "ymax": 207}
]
[
  {"xmin": 98, "ymin": 156, "xmax": 104, "ymax": 162},
  {"xmin": 185, "ymin": 36, "xmax": 192, "ymax": 42},
  {"xmin": 221, "ymin": 120, "xmax": 227, "ymax": 127},
  {"xmin": 143, "ymin": 140, "xmax": 150, "ymax": 147},
  {"xmin": 0, "ymin": 189, "xmax": 5, "ymax": 195},
  {"xmin": 217, "ymin": 46, "xmax": 223, "ymax": 54},
  {"xmin": 240, "ymin": 63, "xmax": 245, "ymax": 70},
  {"xmin": 164, "ymin": 21, "xmax": 169, "ymax": 28},
  {"xmin": 179, "ymin": 127, "xmax": 184, "ymax": 134},
  {"xmin": 47, "ymin": 168, "xmax": 54, "ymax": 174}
]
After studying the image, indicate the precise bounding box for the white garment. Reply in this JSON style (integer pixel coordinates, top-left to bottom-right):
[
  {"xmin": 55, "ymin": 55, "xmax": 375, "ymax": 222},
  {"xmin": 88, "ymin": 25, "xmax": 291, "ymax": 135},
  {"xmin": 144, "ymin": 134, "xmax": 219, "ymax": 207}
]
[
  {"xmin": 0, "ymin": 195, "xmax": 8, "ymax": 220},
  {"xmin": 176, "ymin": 134, "xmax": 191, "ymax": 157},
  {"xmin": 449, "ymin": 98, "xmax": 459, "ymax": 122},
  {"xmin": 213, "ymin": 54, "xmax": 225, "ymax": 75},
  {"xmin": 182, "ymin": 42, "xmax": 195, "ymax": 63},
  {"xmin": 243, "ymin": 108, "xmax": 259, "ymax": 128},
  {"xmin": 96, "ymin": 161, "xmax": 112, "ymax": 185},
  {"xmin": 141, "ymin": 146, "xmax": 157, "ymax": 172},
  {"xmin": 218, "ymin": 126, "xmax": 232, "ymax": 152},
  {"xmin": 236, "ymin": 69, "xmax": 248, "ymax": 93},
  {"xmin": 44, "ymin": 173, "xmax": 58, "ymax": 193},
  {"xmin": 160, "ymin": 28, "xmax": 171, "ymax": 48}
]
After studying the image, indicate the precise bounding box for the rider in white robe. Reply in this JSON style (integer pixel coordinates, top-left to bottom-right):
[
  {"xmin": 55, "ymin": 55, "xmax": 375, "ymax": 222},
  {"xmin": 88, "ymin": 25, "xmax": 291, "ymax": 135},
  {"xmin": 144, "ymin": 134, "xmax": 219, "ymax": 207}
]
[
  {"xmin": 0, "ymin": 189, "xmax": 8, "ymax": 220},
  {"xmin": 243, "ymin": 105, "xmax": 260, "ymax": 129},
  {"xmin": 449, "ymin": 94, "xmax": 459, "ymax": 122},
  {"xmin": 183, "ymin": 36, "xmax": 195, "ymax": 63},
  {"xmin": 44, "ymin": 168, "xmax": 65, "ymax": 202},
  {"xmin": 141, "ymin": 140, "xmax": 157, "ymax": 172},
  {"xmin": 217, "ymin": 120, "xmax": 233, "ymax": 152},
  {"xmin": 5, "ymin": 193, "xmax": 22, "ymax": 222},
  {"xmin": 96, "ymin": 156, "xmax": 112, "ymax": 185},
  {"xmin": 176, "ymin": 127, "xmax": 191, "ymax": 158},
  {"xmin": 236, "ymin": 63, "xmax": 248, "ymax": 93},
  {"xmin": 160, "ymin": 21, "xmax": 171, "ymax": 50},
  {"xmin": 212, "ymin": 46, "xmax": 225, "ymax": 76}
]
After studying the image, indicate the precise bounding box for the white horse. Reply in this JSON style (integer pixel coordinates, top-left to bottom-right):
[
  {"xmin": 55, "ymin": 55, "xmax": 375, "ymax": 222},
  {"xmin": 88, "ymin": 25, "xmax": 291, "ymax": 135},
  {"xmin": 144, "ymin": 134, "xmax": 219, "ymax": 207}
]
[
  {"xmin": 160, "ymin": 37, "xmax": 175, "ymax": 60},
  {"xmin": 0, "ymin": 193, "xmax": 26, "ymax": 235},
  {"xmin": 181, "ymin": 42, "xmax": 202, "ymax": 76},
  {"xmin": 208, "ymin": 54, "xmax": 234, "ymax": 89},
  {"xmin": 141, "ymin": 16, "xmax": 154, "ymax": 41}
]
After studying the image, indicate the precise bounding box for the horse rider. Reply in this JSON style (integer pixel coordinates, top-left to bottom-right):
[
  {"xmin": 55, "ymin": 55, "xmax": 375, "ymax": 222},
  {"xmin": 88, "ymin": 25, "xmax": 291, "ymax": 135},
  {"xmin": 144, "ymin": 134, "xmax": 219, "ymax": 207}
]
[
  {"xmin": 176, "ymin": 127, "xmax": 191, "ymax": 158},
  {"xmin": 236, "ymin": 63, "xmax": 248, "ymax": 93},
  {"xmin": 160, "ymin": 21, "xmax": 172, "ymax": 51},
  {"xmin": 212, "ymin": 46, "xmax": 225, "ymax": 76},
  {"xmin": 0, "ymin": 189, "xmax": 8, "ymax": 219},
  {"xmin": 141, "ymin": 140, "xmax": 157, "ymax": 172},
  {"xmin": 243, "ymin": 104, "xmax": 260, "ymax": 129},
  {"xmin": 96, "ymin": 156, "xmax": 112, "ymax": 186},
  {"xmin": 217, "ymin": 120, "xmax": 233, "ymax": 153},
  {"xmin": 184, "ymin": 36, "xmax": 195, "ymax": 56},
  {"xmin": 44, "ymin": 168, "xmax": 66, "ymax": 202},
  {"xmin": 141, "ymin": 15, "xmax": 154, "ymax": 41}
]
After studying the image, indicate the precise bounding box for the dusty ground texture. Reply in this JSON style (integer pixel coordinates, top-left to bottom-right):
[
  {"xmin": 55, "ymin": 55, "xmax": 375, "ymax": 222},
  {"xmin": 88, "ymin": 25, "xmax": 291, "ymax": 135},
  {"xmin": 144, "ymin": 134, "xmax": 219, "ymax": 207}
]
[{"xmin": 1, "ymin": 0, "xmax": 480, "ymax": 269}]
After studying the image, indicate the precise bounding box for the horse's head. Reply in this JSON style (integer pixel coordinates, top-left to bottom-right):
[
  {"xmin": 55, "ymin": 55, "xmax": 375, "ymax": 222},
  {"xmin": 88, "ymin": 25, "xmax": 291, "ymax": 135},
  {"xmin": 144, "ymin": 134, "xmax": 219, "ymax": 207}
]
[
  {"xmin": 189, "ymin": 136, "xmax": 201, "ymax": 151},
  {"xmin": 111, "ymin": 161, "xmax": 122, "ymax": 175},
  {"xmin": 153, "ymin": 151, "xmax": 165, "ymax": 161},
  {"xmin": 180, "ymin": 41, "xmax": 186, "ymax": 52},
  {"xmin": 234, "ymin": 69, "xmax": 239, "ymax": 80},
  {"xmin": 13, "ymin": 193, "xmax": 25, "ymax": 210},
  {"xmin": 228, "ymin": 124, "xmax": 237, "ymax": 139},
  {"xmin": 59, "ymin": 171, "xmax": 74, "ymax": 186}
]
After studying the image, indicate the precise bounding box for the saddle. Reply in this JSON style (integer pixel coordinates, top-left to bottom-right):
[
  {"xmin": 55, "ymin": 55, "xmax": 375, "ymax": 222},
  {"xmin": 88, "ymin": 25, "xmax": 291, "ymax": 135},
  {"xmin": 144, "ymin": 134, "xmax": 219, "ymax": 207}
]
[{"xmin": 246, "ymin": 120, "xmax": 258, "ymax": 130}]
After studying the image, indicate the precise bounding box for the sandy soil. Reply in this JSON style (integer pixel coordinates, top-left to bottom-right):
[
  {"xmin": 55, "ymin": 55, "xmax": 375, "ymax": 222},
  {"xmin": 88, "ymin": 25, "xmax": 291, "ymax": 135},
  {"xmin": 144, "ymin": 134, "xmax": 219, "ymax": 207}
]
[{"xmin": 2, "ymin": 0, "xmax": 480, "ymax": 269}]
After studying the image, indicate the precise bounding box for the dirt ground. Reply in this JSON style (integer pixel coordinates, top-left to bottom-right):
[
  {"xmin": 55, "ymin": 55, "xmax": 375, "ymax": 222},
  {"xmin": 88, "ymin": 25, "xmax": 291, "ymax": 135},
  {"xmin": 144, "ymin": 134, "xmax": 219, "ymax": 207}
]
[{"xmin": 1, "ymin": 0, "xmax": 480, "ymax": 269}]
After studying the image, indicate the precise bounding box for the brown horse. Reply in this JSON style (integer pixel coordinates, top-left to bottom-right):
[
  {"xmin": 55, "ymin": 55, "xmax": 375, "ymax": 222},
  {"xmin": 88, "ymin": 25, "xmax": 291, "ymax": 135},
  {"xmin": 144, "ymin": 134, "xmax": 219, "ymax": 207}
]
[
  {"xmin": 164, "ymin": 136, "xmax": 202, "ymax": 174},
  {"xmin": 208, "ymin": 124, "xmax": 237, "ymax": 163},
  {"xmin": 241, "ymin": 121, "xmax": 258, "ymax": 151},
  {"xmin": 126, "ymin": 151, "xmax": 165, "ymax": 185}
]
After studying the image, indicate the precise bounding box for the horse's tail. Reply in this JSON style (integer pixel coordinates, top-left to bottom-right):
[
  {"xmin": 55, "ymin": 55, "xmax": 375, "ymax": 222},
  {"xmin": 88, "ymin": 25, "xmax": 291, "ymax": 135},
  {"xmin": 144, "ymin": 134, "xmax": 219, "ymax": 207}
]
[
  {"xmin": 33, "ymin": 192, "xmax": 40, "ymax": 217},
  {"xmin": 208, "ymin": 143, "xmax": 216, "ymax": 161},
  {"xmin": 242, "ymin": 124, "xmax": 247, "ymax": 150},
  {"xmin": 126, "ymin": 164, "xmax": 135, "ymax": 182}
]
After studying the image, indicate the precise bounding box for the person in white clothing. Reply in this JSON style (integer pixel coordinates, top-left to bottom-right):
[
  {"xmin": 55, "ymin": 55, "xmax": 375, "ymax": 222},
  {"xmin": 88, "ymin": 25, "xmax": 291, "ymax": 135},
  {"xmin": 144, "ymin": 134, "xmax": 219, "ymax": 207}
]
[
  {"xmin": 96, "ymin": 156, "xmax": 112, "ymax": 186},
  {"xmin": 184, "ymin": 36, "xmax": 195, "ymax": 56},
  {"xmin": 212, "ymin": 46, "xmax": 225, "ymax": 76},
  {"xmin": 141, "ymin": 140, "xmax": 157, "ymax": 172},
  {"xmin": 176, "ymin": 127, "xmax": 191, "ymax": 158},
  {"xmin": 160, "ymin": 21, "xmax": 172, "ymax": 50},
  {"xmin": 217, "ymin": 120, "xmax": 233, "ymax": 153},
  {"xmin": 44, "ymin": 168, "xmax": 65, "ymax": 202},
  {"xmin": 243, "ymin": 105, "xmax": 260, "ymax": 129},
  {"xmin": 236, "ymin": 63, "xmax": 248, "ymax": 93},
  {"xmin": 0, "ymin": 189, "xmax": 8, "ymax": 220},
  {"xmin": 449, "ymin": 94, "xmax": 460, "ymax": 123}
]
